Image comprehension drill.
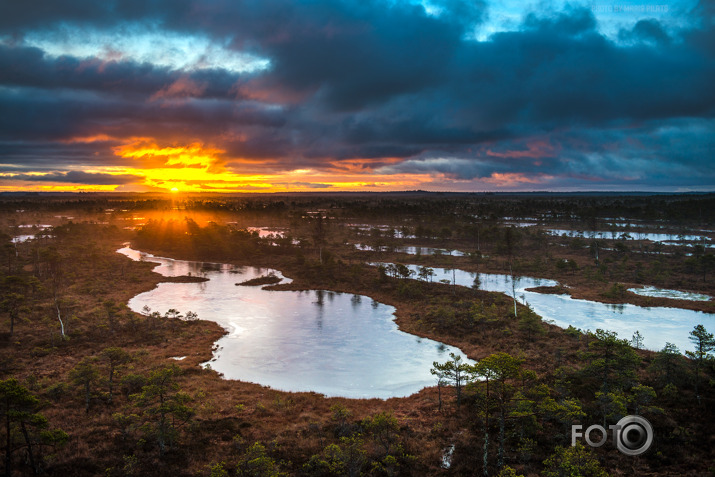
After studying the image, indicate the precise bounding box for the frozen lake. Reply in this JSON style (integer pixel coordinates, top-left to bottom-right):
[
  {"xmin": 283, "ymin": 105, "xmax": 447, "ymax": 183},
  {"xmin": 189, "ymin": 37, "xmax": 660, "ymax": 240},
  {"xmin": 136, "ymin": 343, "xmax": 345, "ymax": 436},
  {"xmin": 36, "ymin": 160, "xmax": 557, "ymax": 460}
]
[
  {"xmin": 380, "ymin": 263, "xmax": 714, "ymax": 353},
  {"xmin": 118, "ymin": 247, "xmax": 473, "ymax": 399},
  {"xmin": 628, "ymin": 286, "xmax": 711, "ymax": 302}
]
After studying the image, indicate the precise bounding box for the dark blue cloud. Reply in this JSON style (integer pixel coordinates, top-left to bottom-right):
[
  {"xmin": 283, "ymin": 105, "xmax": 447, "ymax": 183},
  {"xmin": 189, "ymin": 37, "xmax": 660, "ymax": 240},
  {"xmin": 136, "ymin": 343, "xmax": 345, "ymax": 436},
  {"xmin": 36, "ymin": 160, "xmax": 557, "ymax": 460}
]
[
  {"xmin": 0, "ymin": 0, "xmax": 712, "ymax": 190},
  {"xmin": 619, "ymin": 19, "xmax": 672, "ymax": 44},
  {"xmin": 2, "ymin": 171, "xmax": 141, "ymax": 185}
]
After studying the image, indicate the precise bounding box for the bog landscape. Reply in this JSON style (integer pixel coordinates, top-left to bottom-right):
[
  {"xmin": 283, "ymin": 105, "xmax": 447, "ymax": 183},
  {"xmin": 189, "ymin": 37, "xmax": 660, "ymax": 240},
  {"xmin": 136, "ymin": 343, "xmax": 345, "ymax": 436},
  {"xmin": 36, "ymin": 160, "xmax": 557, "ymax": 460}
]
[
  {"xmin": 1, "ymin": 0, "xmax": 714, "ymax": 475},
  {"xmin": 1, "ymin": 192, "xmax": 714, "ymax": 476}
]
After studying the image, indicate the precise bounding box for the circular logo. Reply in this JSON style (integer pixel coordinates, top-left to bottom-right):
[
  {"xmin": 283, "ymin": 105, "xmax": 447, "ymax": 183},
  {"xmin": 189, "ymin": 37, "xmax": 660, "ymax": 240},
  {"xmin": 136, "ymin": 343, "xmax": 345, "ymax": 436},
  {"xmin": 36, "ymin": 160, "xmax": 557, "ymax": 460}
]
[{"xmin": 615, "ymin": 415, "xmax": 653, "ymax": 456}]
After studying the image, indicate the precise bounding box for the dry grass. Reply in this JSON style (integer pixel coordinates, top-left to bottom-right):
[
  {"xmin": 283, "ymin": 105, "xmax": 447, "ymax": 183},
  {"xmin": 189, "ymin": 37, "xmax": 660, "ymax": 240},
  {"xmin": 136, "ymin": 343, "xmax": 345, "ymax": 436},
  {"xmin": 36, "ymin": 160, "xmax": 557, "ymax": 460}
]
[{"xmin": 1, "ymin": 213, "xmax": 713, "ymax": 476}]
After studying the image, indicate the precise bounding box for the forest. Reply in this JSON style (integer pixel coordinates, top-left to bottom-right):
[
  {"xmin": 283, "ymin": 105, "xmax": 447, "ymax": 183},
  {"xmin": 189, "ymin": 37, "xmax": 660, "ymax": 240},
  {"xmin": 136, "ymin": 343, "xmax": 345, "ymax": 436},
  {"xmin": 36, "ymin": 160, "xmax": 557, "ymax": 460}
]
[{"xmin": 0, "ymin": 192, "xmax": 714, "ymax": 476}]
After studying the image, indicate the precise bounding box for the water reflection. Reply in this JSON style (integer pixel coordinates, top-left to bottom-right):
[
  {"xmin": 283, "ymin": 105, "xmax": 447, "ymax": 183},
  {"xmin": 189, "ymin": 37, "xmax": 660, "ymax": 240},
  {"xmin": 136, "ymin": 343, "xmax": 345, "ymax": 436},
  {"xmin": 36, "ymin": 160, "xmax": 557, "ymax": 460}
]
[
  {"xmin": 118, "ymin": 247, "xmax": 473, "ymax": 399},
  {"xmin": 355, "ymin": 244, "xmax": 467, "ymax": 256},
  {"xmin": 606, "ymin": 303, "xmax": 626, "ymax": 313}
]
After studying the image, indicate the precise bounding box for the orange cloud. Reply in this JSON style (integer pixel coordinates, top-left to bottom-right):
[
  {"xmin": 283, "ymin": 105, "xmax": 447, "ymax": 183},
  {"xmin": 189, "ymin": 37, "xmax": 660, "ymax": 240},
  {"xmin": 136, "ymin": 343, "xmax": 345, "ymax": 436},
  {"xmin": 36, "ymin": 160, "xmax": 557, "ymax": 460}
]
[
  {"xmin": 486, "ymin": 139, "xmax": 558, "ymax": 160},
  {"xmin": 482, "ymin": 172, "xmax": 553, "ymax": 186},
  {"xmin": 327, "ymin": 157, "xmax": 404, "ymax": 172},
  {"xmin": 113, "ymin": 138, "xmax": 225, "ymax": 170},
  {"xmin": 108, "ymin": 135, "xmax": 441, "ymax": 192},
  {"xmin": 60, "ymin": 134, "xmax": 118, "ymax": 144},
  {"xmin": 9, "ymin": 133, "xmax": 559, "ymax": 193}
]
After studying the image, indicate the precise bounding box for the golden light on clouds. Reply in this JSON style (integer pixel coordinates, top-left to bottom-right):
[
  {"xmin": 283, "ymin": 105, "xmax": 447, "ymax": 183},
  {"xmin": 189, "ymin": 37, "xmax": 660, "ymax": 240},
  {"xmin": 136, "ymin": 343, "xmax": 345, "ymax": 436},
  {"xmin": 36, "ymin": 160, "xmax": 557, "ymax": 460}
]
[
  {"xmin": 60, "ymin": 134, "xmax": 117, "ymax": 144},
  {"xmin": 482, "ymin": 172, "xmax": 554, "ymax": 186},
  {"xmin": 103, "ymin": 138, "xmax": 437, "ymax": 192},
  {"xmin": 0, "ymin": 137, "xmax": 450, "ymax": 193},
  {"xmin": 112, "ymin": 138, "xmax": 270, "ymax": 191},
  {"xmin": 114, "ymin": 139, "xmax": 223, "ymax": 169}
]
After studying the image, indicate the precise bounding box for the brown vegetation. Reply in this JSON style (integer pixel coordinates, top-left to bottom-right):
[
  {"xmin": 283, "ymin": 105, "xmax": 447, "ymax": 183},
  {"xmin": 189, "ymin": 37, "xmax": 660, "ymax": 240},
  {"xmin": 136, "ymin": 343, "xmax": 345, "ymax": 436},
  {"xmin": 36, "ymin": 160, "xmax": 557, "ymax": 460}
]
[{"xmin": 0, "ymin": 193, "xmax": 714, "ymax": 476}]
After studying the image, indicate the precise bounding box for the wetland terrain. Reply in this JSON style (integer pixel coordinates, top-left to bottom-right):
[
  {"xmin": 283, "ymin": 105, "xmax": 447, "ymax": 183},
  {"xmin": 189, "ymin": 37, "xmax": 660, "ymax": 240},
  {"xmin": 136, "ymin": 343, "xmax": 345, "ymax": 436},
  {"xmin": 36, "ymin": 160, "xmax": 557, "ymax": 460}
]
[{"xmin": 1, "ymin": 192, "xmax": 714, "ymax": 476}]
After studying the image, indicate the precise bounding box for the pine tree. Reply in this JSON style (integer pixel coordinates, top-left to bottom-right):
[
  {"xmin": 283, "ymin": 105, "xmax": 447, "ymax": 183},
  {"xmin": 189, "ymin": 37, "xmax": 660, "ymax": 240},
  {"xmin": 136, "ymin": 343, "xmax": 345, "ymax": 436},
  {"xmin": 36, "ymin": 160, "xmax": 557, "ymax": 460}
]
[
  {"xmin": 685, "ymin": 324, "xmax": 715, "ymax": 405},
  {"xmin": 430, "ymin": 353, "xmax": 470, "ymax": 406},
  {"xmin": 583, "ymin": 329, "xmax": 640, "ymax": 393},
  {"xmin": 472, "ymin": 353, "xmax": 524, "ymax": 472},
  {"xmin": 0, "ymin": 378, "xmax": 68, "ymax": 476},
  {"xmin": 133, "ymin": 365, "xmax": 193, "ymax": 455},
  {"xmin": 69, "ymin": 357, "xmax": 100, "ymax": 414}
]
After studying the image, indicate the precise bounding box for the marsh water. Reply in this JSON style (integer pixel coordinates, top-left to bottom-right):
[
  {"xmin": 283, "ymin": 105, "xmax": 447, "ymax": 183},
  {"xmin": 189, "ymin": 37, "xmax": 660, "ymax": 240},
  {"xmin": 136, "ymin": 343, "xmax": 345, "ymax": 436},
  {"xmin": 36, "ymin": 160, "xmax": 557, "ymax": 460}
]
[
  {"xmin": 11, "ymin": 224, "xmax": 52, "ymax": 243},
  {"xmin": 627, "ymin": 286, "xmax": 711, "ymax": 302},
  {"xmin": 117, "ymin": 245, "xmax": 714, "ymax": 397},
  {"xmin": 546, "ymin": 229, "xmax": 713, "ymax": 245},
  {"xmin": 378, "ymin": 263, "xmax": 714, "ymax": 352},
  {"xmin": 118, "ymin": 247, "xmax": 473, "ymax": 399},
  {"xmin": 355, "ymin": 244, "xmax": 467, "ymax": 256}
]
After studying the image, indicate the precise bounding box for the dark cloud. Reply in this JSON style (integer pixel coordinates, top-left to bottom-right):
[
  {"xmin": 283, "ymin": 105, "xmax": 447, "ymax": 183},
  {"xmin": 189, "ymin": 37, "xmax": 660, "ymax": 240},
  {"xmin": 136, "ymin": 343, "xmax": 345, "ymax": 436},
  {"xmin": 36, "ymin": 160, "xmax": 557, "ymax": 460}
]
[
  {"xmin": 0, "ymin": 84, "xmax": 286, "ymax": 145},
  {"xmin": 522, "ymin": 5, "xmax": 597, "ymax": 35},
  {"xmin": 0, "ymin": 2, "xmax": 117, "ymax": 33},
  {"xmin": 5, "ymin": 171, "xmax": 142, "ymax": 185},
  {"xmin": 0, "ymin": 141, "xmax": 121, "ymax": 169},
  {"xmin": 619, "ymin": 19, "xmax": 672, "ymax": 44},
  {"xmin": 0, "ymin": 44, "xmax": 247, "ymax": 99},
  {"xmin": 0, "ymin": 0, "xmax": 712, "ymax": 190},
  {"xmin": 289, "ymin": 182, "xmax": 334, "ymax": 189}
]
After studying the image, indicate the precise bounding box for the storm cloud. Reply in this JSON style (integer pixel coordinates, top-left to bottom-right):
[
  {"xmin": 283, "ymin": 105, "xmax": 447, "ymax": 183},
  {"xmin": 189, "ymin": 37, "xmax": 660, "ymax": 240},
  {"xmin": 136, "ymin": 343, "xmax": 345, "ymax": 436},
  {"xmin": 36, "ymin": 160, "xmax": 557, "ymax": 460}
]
[
  {"xmin": 1, "ymin": 170, "xmax": 142, "ymax": 185},
  {"xmin": 0, "ymin": 0, "xmax": 712, "ymax": 191}
]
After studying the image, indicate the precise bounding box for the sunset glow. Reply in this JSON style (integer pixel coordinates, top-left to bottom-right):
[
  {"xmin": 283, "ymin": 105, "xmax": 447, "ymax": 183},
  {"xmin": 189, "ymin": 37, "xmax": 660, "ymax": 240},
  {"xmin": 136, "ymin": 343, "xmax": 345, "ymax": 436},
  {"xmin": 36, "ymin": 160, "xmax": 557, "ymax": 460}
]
[{"xmin": 43, "ymin": 138, "xmax": 443, "ymax": 193}]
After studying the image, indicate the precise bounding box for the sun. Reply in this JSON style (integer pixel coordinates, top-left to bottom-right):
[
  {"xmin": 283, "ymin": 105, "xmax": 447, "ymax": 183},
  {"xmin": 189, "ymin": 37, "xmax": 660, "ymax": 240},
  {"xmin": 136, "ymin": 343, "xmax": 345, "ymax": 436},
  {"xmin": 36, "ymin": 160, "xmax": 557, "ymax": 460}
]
[{"xmin": 170, "ymin": 187, "xmax": 179, "ymax": 193}]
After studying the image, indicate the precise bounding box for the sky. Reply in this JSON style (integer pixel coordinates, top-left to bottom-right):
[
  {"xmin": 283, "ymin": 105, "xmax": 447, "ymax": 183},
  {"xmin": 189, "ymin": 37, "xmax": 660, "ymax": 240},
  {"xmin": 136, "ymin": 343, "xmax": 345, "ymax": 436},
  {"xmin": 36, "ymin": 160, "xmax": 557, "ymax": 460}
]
[{"xmin": 0, "ymin": 0, "xmax": 713, "ymax": 193}]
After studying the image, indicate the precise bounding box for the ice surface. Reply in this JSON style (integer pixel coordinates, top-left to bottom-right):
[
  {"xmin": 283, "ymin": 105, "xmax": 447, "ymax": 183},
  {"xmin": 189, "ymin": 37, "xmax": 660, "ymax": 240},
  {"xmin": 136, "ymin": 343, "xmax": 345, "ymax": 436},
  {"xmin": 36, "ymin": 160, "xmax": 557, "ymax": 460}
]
[
  {"xmin": 381, "ymin": 263, "xmax": 714, "ymax": 353},
  {"xmin": 118, "ymin": 247, "xmax": 474, "ymax": 399},
  {"xmin": 628, "ymin": 286, "xmax": 711, "ymax": 302}
]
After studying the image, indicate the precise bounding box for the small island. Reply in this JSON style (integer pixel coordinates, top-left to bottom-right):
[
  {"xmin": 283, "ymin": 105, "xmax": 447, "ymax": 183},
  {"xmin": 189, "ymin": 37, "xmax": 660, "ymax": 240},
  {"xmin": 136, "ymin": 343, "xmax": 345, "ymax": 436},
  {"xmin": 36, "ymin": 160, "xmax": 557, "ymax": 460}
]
[{"xmin": 235, "ymin": 274, "xmax": 282, "ymax": 286}]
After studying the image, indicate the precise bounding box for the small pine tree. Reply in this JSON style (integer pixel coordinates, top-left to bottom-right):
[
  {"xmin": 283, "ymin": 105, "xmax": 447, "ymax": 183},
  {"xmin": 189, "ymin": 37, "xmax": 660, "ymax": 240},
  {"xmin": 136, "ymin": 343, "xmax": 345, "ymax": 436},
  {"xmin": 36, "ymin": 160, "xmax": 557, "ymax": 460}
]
[
  {"xmin": 685, "ymin": 324, "xmax": 715, "ymax": 404},
  {"xmin": 542, "ymin": 443, "xmax": 610, "ymax": 477},
  {"xmin": 69, "ymin": 357, "xmax": 100, "ymax": 413}
]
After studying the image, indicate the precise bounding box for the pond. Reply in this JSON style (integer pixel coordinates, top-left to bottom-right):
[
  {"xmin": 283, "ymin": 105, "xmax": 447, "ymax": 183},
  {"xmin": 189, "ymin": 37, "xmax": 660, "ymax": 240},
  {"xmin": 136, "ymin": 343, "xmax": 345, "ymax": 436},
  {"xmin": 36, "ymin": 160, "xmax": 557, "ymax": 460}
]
[
  {"xmin": 355, "ymin": 244, "xmax": 467, "ymax": 256},
  {"xmin": 546, "ymin": 229, "xmax": 713, "ymax": 245},
  {"xmin": 246, "ymin": 226, "xmax": 287, "ymax": 238},
  {"xmin": 347, "ymin": 224, "xmax": 416, "ymax": 239},
  {"xmin": 11, "ymin": 224, "xmax": 53, "ymax": 243},
  {"xmin": 378, "ymin": 263, "xmax": 715, "ymax": 353},
  {"xmin": 118, "ymin": 247, "xmax": 473, "ymax": 399}
]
